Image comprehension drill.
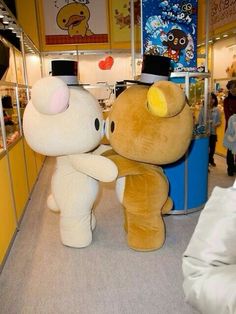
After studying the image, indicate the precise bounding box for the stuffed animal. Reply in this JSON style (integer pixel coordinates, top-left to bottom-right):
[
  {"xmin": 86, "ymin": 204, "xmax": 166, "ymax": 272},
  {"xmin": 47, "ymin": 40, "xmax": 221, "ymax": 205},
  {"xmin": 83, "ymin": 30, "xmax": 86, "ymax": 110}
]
[
  {"xmin": 104, "ymin": 81, "xmax": 193, "ymax": 251},
  {"xmin": 23, "ymin": 76, "xmax": 117, "ymax": 248}
]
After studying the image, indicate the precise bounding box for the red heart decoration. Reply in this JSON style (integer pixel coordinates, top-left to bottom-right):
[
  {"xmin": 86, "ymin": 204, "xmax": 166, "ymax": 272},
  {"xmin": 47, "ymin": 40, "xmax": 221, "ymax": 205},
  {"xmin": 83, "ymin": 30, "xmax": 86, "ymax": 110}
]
[{"xmin": 98, "ymin": 56, "xmax": 114, "ymax": 70}]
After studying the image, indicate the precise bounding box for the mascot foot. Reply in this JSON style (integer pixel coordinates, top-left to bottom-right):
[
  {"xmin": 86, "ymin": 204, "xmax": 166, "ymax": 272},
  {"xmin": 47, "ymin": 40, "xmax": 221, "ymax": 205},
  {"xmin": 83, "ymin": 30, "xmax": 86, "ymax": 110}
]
[
  {"xmin": 162, "ymin": 197, "xmax": 173, "ymax": 214},
  {"xmin": 47, "ymin": 194, "xmax": 60, "ymax": 212},
  {"xmin": 127, "ymin": 214, "xmax": 165, "ymax": 251},
  {"xmin": 60, "ymin": 215, "xmax": 93, "ymax": 248}
]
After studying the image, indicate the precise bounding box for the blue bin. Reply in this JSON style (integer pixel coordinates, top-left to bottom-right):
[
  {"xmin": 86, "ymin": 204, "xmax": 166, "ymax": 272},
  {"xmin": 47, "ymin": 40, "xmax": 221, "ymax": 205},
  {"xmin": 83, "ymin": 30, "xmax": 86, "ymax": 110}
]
[{"xmin": 163, "ymin": 136, "xmax": 209, "ymax": 214}]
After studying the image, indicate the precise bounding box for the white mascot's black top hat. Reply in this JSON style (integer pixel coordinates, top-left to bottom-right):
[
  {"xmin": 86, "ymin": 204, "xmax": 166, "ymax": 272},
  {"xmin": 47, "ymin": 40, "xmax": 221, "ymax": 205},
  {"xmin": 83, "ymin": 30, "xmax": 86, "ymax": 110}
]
[{"xmin": 51, "ymin": 60, "xmax": 78, "ymax": 85}]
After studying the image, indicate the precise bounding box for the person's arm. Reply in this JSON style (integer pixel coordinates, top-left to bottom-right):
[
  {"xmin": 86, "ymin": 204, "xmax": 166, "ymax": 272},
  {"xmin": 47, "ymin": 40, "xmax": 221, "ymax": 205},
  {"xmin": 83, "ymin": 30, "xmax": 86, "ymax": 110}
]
[{"xmin": 213, "ymin": 109, "xmax": 221, "ymax": 128}]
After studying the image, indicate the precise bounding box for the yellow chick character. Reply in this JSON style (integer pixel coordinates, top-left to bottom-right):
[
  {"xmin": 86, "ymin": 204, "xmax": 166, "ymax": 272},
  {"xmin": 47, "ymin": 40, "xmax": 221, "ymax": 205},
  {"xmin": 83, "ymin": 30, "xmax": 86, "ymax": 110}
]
[{"xmin": 56, "ymin": 3, "xmax": 94, "ymax": 37}]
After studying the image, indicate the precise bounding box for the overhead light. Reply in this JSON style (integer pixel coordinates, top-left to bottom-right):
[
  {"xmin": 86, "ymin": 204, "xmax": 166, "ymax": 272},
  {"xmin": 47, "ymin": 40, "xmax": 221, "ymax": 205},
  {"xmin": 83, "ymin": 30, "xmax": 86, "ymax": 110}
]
[
  {"xmin": 208, "ymin": 39, "xmax": 213, "ymax": 43},
  {"xmin": 0, "ymin": 8, "xmax": 4, "ymax": 18},
  {"xmin": 223, "ymin": 34, "xmax": 228, "ymax": 38},
  {"xmin": 7, "ymin": 22, "xmax": 15, "ymax": 30},
  {"xmin": 16, "ymin": 31, "xmax": 21, "ymax": 38},
  {"xmin": 2, "ymin": 16, "xmax": 9, "ymax": 24},
  {"xmin": 215, "ymin": 37, "xmax": 220, "ymax": 40}
]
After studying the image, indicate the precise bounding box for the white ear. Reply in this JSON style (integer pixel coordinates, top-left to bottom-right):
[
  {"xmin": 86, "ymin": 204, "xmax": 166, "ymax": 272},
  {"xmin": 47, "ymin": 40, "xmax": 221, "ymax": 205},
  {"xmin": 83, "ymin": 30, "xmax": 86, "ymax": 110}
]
[{"xmin": 31, "ymin": 76, "xmax": 70, "ymax": 115}]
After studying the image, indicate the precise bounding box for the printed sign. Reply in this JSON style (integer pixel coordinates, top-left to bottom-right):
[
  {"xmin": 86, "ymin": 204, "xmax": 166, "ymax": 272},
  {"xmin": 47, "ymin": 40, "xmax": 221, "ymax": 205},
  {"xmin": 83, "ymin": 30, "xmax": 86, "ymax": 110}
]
[
  {"xmin": 142, "ymin": 0, "xmax": 198, "ymax": 72},
  {"xmin": 43, "ymin": 0, "xmax": 108, "ymax": 45},
  {"xmin": 210, "ymin": 0, "xmax": 236, "ymax": 31},
  {"xmin": 110, "ymin": 0, "xmax": 141, "ymax": 45}
]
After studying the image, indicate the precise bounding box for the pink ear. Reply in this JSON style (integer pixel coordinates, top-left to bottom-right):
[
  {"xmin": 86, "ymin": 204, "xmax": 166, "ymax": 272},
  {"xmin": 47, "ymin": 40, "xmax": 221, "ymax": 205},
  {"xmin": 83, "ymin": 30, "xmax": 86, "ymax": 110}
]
[
  {"xmin": 31, "ymin": 77, "xmax": 70, "ymax": 115},
  {"xmin": 49, "ymin": 85, "xmax": 70, "ymax": 114}
]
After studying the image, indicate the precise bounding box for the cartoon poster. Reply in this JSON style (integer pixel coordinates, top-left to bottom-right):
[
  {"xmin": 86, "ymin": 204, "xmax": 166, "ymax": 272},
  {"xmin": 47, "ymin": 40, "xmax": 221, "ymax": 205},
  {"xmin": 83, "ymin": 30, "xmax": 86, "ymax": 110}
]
[
  {"xmin": 43, "ymin": 0, "xmax": 108, "ymax": 45},
  {"xmin": 110, "ymin": 0, "xmax": 141, "ymax": 45},
  {"xmin": 142, "ymin": 0, "xmax": 198, "ymax": 72}
]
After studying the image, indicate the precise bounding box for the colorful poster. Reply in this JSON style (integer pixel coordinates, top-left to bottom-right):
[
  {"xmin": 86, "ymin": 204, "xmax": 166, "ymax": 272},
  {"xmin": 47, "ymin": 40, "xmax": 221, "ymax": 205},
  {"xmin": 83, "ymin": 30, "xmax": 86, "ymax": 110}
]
[
  {"xmin": 43, "ymin": 0, "xmax": 108, "ymax": 45},
  {"xmin": 142, "ymin": 0, "xmax": 198, "ymax": 72},
  {"xmin": 110, "ymin": 0, "xmax": 141, "ymax": 44}
]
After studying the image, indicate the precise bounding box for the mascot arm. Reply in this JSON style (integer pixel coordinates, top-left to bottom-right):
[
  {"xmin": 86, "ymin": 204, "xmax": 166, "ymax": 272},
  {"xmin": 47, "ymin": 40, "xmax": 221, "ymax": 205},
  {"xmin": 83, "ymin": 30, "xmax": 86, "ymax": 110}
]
[
  {"xmin": 102, "ymin": 152, "xmax": 165, "ymax": 177},
  {"xmin": 69, "ymin": 154, "xmax": 118, "ymax": 182},
  {"xmin": 92, "ymin": 144, "xmax": 113, "ymax": 155}
]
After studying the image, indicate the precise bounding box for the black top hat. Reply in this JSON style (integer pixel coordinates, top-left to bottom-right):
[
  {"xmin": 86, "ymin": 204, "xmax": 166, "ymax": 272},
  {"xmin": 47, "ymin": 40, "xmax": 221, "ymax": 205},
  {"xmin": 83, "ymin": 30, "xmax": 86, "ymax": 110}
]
[
  {"xmin": 124, "ymin": 55, "xmax": 171, "ymax": 86},
  {"xmin": 140, "ymin": 55, "xmax": 171, "ymax": 84},
  {"xmin": 51, "ymin": 60, "xmax": 78, "ymax": 85}
]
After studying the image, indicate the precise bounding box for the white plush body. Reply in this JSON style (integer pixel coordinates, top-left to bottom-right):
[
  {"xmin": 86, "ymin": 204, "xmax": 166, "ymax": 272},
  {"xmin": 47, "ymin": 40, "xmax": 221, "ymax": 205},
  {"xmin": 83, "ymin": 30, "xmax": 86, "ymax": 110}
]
[
  {"xmin": 182, "ymin": 182, "xmax": 236, "ymax": 314},
  {"xmin": 23, "ymin": 77, "xmax": 117, "ymax": 248}
]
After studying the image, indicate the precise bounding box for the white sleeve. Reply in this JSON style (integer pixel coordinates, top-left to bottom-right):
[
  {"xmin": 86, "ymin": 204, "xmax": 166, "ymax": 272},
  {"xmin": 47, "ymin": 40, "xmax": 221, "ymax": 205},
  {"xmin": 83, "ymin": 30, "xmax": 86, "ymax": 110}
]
[{"xmin": 182, "ymin": 184, "xmax": 236, "ymax": 314}]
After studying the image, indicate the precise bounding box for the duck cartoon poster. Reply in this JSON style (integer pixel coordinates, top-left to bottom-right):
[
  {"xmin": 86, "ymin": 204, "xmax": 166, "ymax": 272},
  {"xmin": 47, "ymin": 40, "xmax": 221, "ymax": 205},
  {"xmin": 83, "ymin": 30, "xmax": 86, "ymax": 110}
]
[
  {"xmin": 142, "ymin": 0, "xmax": 198, "ymax": 72},
  {"xmin": 43, "ymin": 0, "xmax": 108, "ymax": 45}
]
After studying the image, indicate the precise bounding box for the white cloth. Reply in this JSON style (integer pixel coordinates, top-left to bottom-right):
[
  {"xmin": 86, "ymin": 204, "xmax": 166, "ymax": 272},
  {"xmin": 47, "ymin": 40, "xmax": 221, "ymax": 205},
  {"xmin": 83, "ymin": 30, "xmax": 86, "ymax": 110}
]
[
  {"xmin": 224, "ymin": 114, "xmax": 236, "ymax": 154},
  {"xmin": 182, "ymin": 183, "xmax": 236, "ymax": 314}
]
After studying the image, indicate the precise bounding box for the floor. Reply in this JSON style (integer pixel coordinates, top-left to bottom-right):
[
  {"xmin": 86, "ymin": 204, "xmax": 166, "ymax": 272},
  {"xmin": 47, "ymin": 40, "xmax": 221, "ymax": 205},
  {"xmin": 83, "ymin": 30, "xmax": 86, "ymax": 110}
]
[{"xmin": 0, "ymin": 154, "xmax": 235, "ymax": 314}]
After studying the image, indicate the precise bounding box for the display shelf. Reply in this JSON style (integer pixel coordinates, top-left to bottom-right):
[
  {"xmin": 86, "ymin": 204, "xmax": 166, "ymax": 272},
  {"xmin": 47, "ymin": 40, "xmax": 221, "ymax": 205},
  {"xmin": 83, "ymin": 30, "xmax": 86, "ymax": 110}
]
[
  {"xmin": 0, "ymin": 12, "xmax": 42, "ymax": 271},
  {"xmin": 0, "ymin": 83, "xmax": 21, "ymax": 148}
]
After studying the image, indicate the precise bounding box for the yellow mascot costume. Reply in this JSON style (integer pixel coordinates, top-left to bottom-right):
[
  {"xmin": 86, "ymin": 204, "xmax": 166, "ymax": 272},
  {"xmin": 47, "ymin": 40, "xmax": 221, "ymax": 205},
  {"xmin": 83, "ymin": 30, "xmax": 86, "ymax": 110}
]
[{"xmin": 104, "ymin": 56, "xmax": 193, "ymax": 251}]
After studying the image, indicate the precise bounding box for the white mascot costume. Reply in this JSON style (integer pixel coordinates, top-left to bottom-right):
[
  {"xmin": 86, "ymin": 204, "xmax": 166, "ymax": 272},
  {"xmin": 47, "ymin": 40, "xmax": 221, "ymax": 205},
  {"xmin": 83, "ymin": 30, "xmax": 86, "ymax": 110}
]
[{"xmin": 23, "ymin": 76, "xmax": 117, "ymax": 248}]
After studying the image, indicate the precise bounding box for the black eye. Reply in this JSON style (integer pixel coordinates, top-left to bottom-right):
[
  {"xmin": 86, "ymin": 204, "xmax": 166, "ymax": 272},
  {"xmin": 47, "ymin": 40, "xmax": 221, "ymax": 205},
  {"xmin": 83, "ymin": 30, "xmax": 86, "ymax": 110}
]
[
  {"xmin": 94, "ymin": 118, "xmax": 100, "ymax": 131},
  {"xmin": 63, "ymin": 19, "xmax": 66, "ymax": 23},
  {"xmin": 168, "ymin": 33, "xmax": 174, "ymax": 41},
  {"xmin": 179, "ymin": 37, "xmax": 186, "ymax": 45},
  {"xmin": 80, "ymin": 11, "xmax": 84, "ymax": 15},
  {"xmin": 110, "ymin": 121, "xmax": 115, "ymax": 133}
]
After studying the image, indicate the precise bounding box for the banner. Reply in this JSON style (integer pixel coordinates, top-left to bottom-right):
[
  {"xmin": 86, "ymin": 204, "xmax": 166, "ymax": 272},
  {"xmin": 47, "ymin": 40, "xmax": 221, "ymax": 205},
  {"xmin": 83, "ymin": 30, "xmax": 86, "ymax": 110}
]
[
  {"xmin": 43, "ymin": 0, "xmax": 108, "ymax": 45},
  {"xmin": 109, "ymin": 0, "xmax": 141, "ymax": 44},
  {"xmin": 142, "ymin": 0, "xmax": 198, "ymax": 72},
  {"xmin": 209, "ymin": 0, "xmax": 236, "ymax": 32}
]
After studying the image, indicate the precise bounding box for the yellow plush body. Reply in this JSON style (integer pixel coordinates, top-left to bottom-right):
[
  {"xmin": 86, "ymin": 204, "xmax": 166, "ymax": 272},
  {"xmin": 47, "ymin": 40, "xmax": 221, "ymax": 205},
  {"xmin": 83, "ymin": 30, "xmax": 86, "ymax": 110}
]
[{"xmin": 105, "ymin": 81, "xmax": 193, "ymax": 251}]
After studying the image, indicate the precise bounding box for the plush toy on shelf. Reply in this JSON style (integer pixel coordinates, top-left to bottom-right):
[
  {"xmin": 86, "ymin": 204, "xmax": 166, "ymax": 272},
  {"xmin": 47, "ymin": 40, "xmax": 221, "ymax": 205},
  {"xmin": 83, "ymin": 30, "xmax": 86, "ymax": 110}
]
[
  {"xmin": 104, "ymin": 78, "xmax": 193, "ymax": 251},
  {"xmin": 23, "ymin": 76, "xmax": 117, "ymax": 248}
]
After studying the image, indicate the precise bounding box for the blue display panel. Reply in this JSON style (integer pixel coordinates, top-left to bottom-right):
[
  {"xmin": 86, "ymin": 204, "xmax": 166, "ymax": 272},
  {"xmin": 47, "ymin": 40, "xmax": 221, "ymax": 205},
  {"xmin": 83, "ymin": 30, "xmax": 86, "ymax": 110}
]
[{"xmin": 142, "ymin": 0, "xmax": 198, "ymax": 73}]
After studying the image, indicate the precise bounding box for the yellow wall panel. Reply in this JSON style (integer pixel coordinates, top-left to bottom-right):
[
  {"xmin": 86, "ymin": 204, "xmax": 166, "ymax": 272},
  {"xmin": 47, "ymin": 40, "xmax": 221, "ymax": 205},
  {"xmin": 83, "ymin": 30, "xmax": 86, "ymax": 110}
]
[
  {"xmin": 8, "ymin": 140, "xmax": 29, "ymax": 221},
  {"xmin": 15, "ymin": 0, "xmax": 40, "ymax": 49},
  {"xmin": 23, "ymin": 139, "xmax": 38, "ymax": 191},
  {"xmin": 0, "ymin": 156, "xmax": 17, "ymax": 264},
  {"xmin": 216, "ymin": 113, "xmax": 227, "ymax": 157},
  {"xmin": 35, "ymin": 153, "xmax": 46, "ymax": 174}
]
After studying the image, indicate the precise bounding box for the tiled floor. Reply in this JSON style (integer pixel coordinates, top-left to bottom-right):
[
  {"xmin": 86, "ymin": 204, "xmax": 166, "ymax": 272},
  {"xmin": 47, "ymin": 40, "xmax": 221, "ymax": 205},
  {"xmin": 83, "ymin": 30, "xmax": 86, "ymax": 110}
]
[{"xmin": 208, "ymin": 154, "xmax": 235, "ymax": 196}]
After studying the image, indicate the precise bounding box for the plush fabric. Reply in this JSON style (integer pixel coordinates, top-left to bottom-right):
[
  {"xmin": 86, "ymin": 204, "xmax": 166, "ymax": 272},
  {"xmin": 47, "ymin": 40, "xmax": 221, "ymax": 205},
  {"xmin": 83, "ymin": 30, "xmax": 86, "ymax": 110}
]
[
  {"xmin": 105, "ymin": 81, "xmax": 193, "ymax": 251},
  {"xmin": 103, "ymin": 150, "xmax": 172, "ymax": 251},
  {"xmin": 182, "ymin": 183, "xmax": 236, "ymax": 314},
  {"xmin": 23, "ymin": 76, "xmax": 117, "ymax": 248}
]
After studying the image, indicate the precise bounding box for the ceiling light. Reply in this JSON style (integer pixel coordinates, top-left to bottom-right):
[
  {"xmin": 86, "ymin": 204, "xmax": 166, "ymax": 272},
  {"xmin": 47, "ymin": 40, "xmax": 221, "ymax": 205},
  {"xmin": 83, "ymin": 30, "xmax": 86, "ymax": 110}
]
[
  {"xmin": 215, "ymin": 37, "xmax": 220, "ymax": 40},
  {"xmin": 7, "ymin": 22, "xmax": 15, "ymax": 30},
  {"xmin": 223, "ymin": 34, "xmax": 228, "ymax": 38},
  {"xmin": 0, "ymin": 8, "xmax": 4, "ymax": 18},
  {"xmin": 16, "ymin": 31, "xmax": 21, "ymax": 38},
  {"xmin": 2, "ymin": 16, "xmax": 9, "ymax": 24}
]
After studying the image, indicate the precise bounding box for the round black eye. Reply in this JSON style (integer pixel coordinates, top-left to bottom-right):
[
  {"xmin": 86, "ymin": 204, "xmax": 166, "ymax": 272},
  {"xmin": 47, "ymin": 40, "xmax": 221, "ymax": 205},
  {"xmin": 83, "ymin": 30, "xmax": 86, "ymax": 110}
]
[
  {"xmin": 94, "ymin": 118, "xmax": 100, "ymax": 131},
  {"xmin": 80, "ymin": 11, "xmax": 84, "ymax": 15},
  {"xmin": 110, "ymin": 121, "xmax": 115, "ymax": 133},
  {"xmin": 63, "ymin": 19, "xmax": 66, "ymax": 23},
  {"xmin": 168, "ymin": 33, "xmax": 174, "ymax": 41}
]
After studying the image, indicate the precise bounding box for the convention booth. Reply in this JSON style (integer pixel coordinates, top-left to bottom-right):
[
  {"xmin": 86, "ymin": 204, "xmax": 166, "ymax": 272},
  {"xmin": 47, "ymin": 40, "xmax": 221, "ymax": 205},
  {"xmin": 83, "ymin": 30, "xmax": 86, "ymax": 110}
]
[{"xmin": 1, "ymin": 0, "xmax": 236, "ymax": 268}]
